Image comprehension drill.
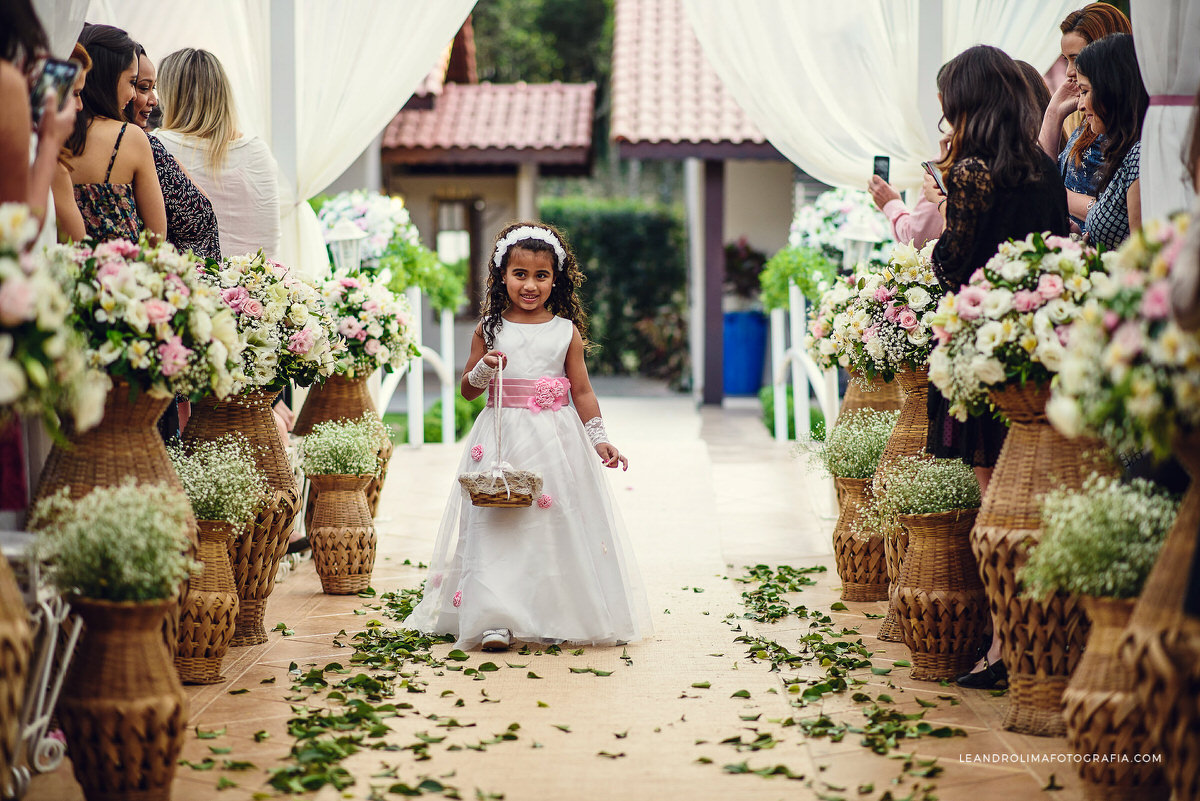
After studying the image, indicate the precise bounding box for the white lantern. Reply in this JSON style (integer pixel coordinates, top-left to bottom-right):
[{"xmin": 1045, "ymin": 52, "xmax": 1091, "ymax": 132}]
[{"xmin": 326, "ymin": 218, "xmax": 368, "ymax": 274}]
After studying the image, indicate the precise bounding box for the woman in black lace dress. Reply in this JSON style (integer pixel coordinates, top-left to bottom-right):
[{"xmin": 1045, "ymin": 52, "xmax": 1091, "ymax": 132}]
[
  {"xmin": 126, "ymin": 43, "xmax": 220, "ymax": 261},
  {"xmin": 923, "ymin": 46, "xmax": 1069, "ymax": 688}
]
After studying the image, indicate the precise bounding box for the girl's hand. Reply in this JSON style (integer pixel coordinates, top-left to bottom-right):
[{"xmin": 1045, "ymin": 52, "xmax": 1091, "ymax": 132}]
[
  {"xmin": 481, "ymin": 350, "xmax": 507, "ymax": 369},
  {"xmin": 596, "ymin": 443, "xmax": 628, "ymax": 471}
]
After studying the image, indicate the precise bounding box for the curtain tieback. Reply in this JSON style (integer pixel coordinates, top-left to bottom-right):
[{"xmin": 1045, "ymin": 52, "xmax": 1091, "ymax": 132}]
[{"xmin": 1148, "ymin": 95, "xmax": 1195, "ymax": 106}]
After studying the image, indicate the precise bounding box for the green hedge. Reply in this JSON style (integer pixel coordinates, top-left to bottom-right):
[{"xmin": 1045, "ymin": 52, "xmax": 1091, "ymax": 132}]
[
  {"xmin": 759, "ymin": 384, "xmax": 826, "ymax": 441},
  {"xmin": 539, "ymin": 197, "xmax": 688, "ymax": 385}
]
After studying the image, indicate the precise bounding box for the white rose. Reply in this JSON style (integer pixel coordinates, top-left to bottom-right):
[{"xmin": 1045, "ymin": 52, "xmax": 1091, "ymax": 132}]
[
  {"xmin": 998, "ymin": 259, "xmax": 1028, "ymax": 282},
  {"xmin": 210, "ymin": 308, "xmax": 240, "ymax": 352},
  {"xmin": 981, "ymin": 289, "xmax": 1013, "ymax": 319},
  {"xmin": 71, "ymin": 373, "xmax": 110, "ymax": 432},
  {"xmin": 904, "ymin": 286, "xmax": 932, "ymax": 311},
  {"xmin": 906, "ymin": 327, "xmax": 931, "ymax": 346},
  {"xmin": 865, "ymin": 337, "xmax": 885, "ymax": 360},
  {"xmin": 0, "ymin": 358, "xmax": 26, "ymax": 404},
  {"xmin": 975, "ymin": 321, "xmax": 1005, "ymax": 355},
  {"xmin": 97, "ymin": 340, "xmax": 123, "ymax": 365},
  {"xmin": 928, "ymin": 349, "xmax": 951, "ymax": 390},
  {"xmin": 288, "ymin": 303, "xmax": 310, "ymax": 327},
  {"xmin": 970, "ymin": 355, "xmax": 1006, "ymax": 385},
  {"xmin": 124, "ymin": 300, "xmax": 149, "ymax": 333},
  {"xmin": 1044, "ymin": 298, "xmax": 1073, "ymax": 324},
  {"xmin": 190, "ymin": 309, "xmax": 213, "ymax": 343},
  {"xmin": 1036, "ymin": 340, "xmax": 1064, "ymax": 371}
]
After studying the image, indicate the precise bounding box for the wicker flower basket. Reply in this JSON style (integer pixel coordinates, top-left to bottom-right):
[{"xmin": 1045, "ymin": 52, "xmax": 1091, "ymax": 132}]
[
  {"xmin": 972, "ymin": 381, "xmax": 1116, "ymax": 736},
  {"xmin": 832, "ymin": 477, "xmax": 888, "ymax": 602},
  {"xmin": 57, "ymin": 598, "xmax": 187, "ymax": 801},
  {"xmin": 308, "ymin": 473, "xmax": 377, "ymax": 595},
  {"xmin": 878, "ymin": 526, "xmax": 910, "ymax": 642},
  {"xmin": 33, "ymin": 381, "xmax": 196, "ymax": 657},
  {"xmin": 0, "ymin": 557, "xmax": 30, "ymax": 800},
  {"xmin": 174, "ymin": 520, "xmax": 240, "ymax": 684},
  {"xmin": 183, "ymin": 390, "xmax": 299, "ymax": 646},
  {"xmin": 838, "ymin": 370, "xmax": 905, "ymax": 424},
  {"xmin": 458, "ymin": 469, "xmax": 543, "ymax": 508},
  {"xmin": 1119, "ymin": 432, "xmax": 1200, "ymax": 801},
  {"xmin": 1063, "ymin": 596, "xmax": 1169, "ymax": 801},
  {"xmin": 894, "ymin": 507, "xmax": 987, "ymax": 681}
]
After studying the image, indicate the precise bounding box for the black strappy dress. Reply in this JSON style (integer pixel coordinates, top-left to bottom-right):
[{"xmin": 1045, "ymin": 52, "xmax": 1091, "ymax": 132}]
[{"xmin": 73, "ymin": 122, "xmax": 143, "ymax": 243}]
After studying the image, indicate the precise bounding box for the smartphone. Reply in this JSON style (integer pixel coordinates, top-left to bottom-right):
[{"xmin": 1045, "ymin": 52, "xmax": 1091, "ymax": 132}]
[
  {"xmin": 30, "ymin": 58, "xmax": 80, "ymax": 126},
  {"xmin": 921, "ymin": 160, "xmax": 948, "ymax": 195},
  {"xmin": 872, "ymin": 155, "xmax": 890, "ymax": 184}
]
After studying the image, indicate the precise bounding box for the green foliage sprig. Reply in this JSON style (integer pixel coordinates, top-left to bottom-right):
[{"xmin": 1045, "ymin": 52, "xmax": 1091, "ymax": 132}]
[
  {"xmin": 805, "ymin": 410, "xmax": 898, "ymax": 480},
  {"xmin": 760, "ymin": 245, "xmax": 838, "ymax": 311},
  {"xmin": 856, "ymin": 456, "xmax": 981, "ymax": 540},
  {"xmin": 385, "ymin": 239, "xmax": 467, "ymax": 314},
  {"xmin": 168, "ymin": 434, "xmax": 269, "ymax": 524},
  {"xmin": 301, "ymin": 414, "xmax": 389, "ymax": 476}
]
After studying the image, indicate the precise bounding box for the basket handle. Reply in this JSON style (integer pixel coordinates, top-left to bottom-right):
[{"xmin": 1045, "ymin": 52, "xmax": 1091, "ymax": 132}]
[{"xmin": 492, "ymin": 356, "xmax": 504, "ymax": 461}]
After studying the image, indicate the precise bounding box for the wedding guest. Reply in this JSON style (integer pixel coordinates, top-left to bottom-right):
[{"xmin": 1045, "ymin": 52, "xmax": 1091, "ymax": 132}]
[
  {"xmin": 1170, "ymin": 86, "xmax": 1200, "ymax": 329},
  {"xmin": 1016, "ymin": 60, "xmax": 1051, "ymax": 117},
  {"xmin": 1076, "ymin": 33, "xmax": 1147, "ymax": 249},
  {"xmin": 867, "ymin": 179, "xmax": 944, "ymax": 249},
  {"xmin": 924, "ymin": 45, "xmax": 1069, "ymax": 690},
  {"xmin": 68, "ymin": 23, "xmax": 165, "ymax": 242},
  {"xmin": 49, "ymin": 42, "xmax": 89, "ymax": 242},
  {"xmin": 155, "ymin": 48, "xmax": 280, "ymax": 259},
  {"xmin": 1038, "ymin": 4, "xmax": 1132, "ymax": 228}
]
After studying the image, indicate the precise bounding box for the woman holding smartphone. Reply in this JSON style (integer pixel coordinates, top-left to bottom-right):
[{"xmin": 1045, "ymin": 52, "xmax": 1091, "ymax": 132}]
[{"xmin": 65, "ymin": 23, "xmax": 165, "ymax": 243}]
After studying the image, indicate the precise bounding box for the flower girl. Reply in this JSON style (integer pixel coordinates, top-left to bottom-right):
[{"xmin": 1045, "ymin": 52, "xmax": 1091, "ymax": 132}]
[{"xmin": 404, "ymin": 222, "xmax": 652, "ymax": 651}]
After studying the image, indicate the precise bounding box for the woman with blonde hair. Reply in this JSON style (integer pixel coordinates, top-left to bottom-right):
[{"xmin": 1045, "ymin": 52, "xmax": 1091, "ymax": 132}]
[{"xmin": 155, "ymin": 48, "xmax": 280, "ymax": 259}]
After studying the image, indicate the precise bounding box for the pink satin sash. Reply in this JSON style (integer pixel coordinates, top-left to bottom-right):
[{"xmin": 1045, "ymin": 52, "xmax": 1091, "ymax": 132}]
[{"xmin": 487, "ymin": 375, "xmax": 572, "ymax": 411}]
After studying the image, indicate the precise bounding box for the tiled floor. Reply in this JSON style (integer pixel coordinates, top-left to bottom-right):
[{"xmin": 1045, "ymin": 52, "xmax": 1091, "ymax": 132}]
[{"xmin": 26, "ymin": 394, "xmax": 1094, "ymax": 800}]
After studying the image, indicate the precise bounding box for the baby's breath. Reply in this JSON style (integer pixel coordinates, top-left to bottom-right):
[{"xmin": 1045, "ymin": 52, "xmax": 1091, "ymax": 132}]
[
  {"xmin": 804, "ymin": 409, "xmax": 898, "ymax": 479},
  {"xmin": 168, "ymin": 434, "xmax": 269, "ymax": 524},
  {"xmin": 855, "ymin": 455, "xmax": 980, "ymax": 540},
  {"xmin": 1020, "ymin": 474, "xmax": 1177, "ymax": 600},
  {"xmin": 300, "ymin": 413, "xmax": 389, "ymax": 476},
  {"xmin": 30, "ymin": 479, "xmax": 198, "ymax": 602}
]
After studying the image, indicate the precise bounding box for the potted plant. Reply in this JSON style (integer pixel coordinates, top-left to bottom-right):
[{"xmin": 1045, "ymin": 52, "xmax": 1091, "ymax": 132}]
[
  {"xmin": 167, "ymin": 435, "xmax": 269, "ymax": 683},
  {"xmin": 806, "ymin": 409, "xmax": 897, "ymax": 601},
  {"xmin": 30, "ymin": 480, "xmax": 195, "ymax": 801},
  {"xmin": 722, "ymin": 237, "xmax": 769, "ymax": 396},
  {"xmin": 1021, "ymin": 475, "xmax": 1174, "ymax": 801},
  {"xmin": 1048, "ymin": 213, "xmax": 1200, "ymax": 797},
  {"xmin": 865, "ymin": 455, "xmax": 985, "ymax": 680},
  {"xmin": 300, "ymin": 415, "xmax": 386, "ymax": 594}
]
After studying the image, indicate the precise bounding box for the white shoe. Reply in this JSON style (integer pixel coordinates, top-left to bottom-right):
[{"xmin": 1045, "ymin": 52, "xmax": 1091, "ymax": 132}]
[{"xmin": 481, "ymin": 629, "xmax": 512, "ymax": 651}]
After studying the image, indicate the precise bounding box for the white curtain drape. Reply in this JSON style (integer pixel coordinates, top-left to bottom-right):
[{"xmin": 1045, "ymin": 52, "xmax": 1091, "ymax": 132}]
[
  {"xmin": 32, "ymin": 0, "xmax": 91, "ymax": 58},
  {"xmin": 681, "ymin": 0, "xmax": 1077, "ymax": 190},
  {"xmin": 1131, "ymin": 0, "xmax": 1200, "ymax": 221}
]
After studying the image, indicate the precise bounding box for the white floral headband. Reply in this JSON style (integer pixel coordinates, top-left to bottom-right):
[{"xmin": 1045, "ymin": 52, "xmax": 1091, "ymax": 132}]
[{"xmin": 492, "ymin": 226, "xmax": 567, "ymax": 271}]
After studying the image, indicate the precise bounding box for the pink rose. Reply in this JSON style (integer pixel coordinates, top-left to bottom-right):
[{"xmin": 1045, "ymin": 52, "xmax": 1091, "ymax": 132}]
[
  {"xmin": 883, "ymin": 302, "xmax": 901, "ymax": 323},
  {"xmin": 811, "ymin": 321, "xmax": 828, "ymax": 338},
  {"xmin": 363, "ymin": 300, "xmax": 381, "ymax": 313},
  {"xmin": 338, "ymin": 277, "xmax": 362, "ymax": 289},
  {"xmin": 452, "ymin": 590, "xmax": 462, "ymax": 607},
  {"xmin": 537, "ymin": 494, "xmax": 553, "ymax": 509},
  {"xmin": 221, "ymin": 286, "xmax": 249, "ymax": 311},
  {"xmin": 108, "ymin": 239, "xmax": 140, "ymax": 258},
  {"xmin": 96, "ymin": 261, "xmax": 124, "ymax": 282},
  {"xmin": 897, "ymin": 309, "xmax": 920, "ymax": 330},
  {"xmin": 958, "ymin": 285, "xmax": 988, "ymax": 320},
  {"xmin": 0, "ymin": 277, "xmax": 34, "ymax": 326},
  {"xmin": 144, "ymin": 298, "xmax": 175, "ymax": 324},
  {"xmin": 1037, "ymin": 273, "xmax": 1064, "ymax": 301},
  {"xmin": 861, "ymin": 324, "xmax": 879, "ymax": 343},
  {"xmin": 266, "ymin": 258, "xmax": 289, "ymax": 277},
  {"xmin": 354, "ymin": 329, "xmax": 367, "ymax": 341},
  {"xmin": 166, "ymin": 274, "xmax": 190, "ymax": 297},
  {"xmin": 288, "ymin": 328, "xmax": 315, "ymax": 354},
  {"xmin": 241, "ymin": 298, "xmax": 264, "ymax": 318},
  {"xmin": 969, "ymin": 268, "xmax": 986, "ymax": 284},
  {"xmin": 1012, "ymin": 289, "xmax": 1043, "ymax": 313},
  {"xmin": 1103, "ymin": 310, "xmax": 1122, "ymax": 332},
  {"xmin": 874, "ymin": 285, "xmax": 897, "ymax": 303},
  {"xmin": 157, "ymin": 335, "xmax": 193, "ymax": 376},
  {"xmin": 527, "ymin": 376, "xmax": 569, "ymax": 412},
  {"xmin": 1140, "ymin": 280, "xmax": 1171, "ymax": 320},
  {"xmin": 1121, "ymin": 270, "xmax": 1147, "ymax": 289},
  {"xmin": 339, "ymin": 317, "xmax": 363, "ymax": 339},
  {"xmin": 1113, "ymin": 322, "xmax": 1144, "ymax": 357},
  {"xmin": 1055, "ymin": 325, "xmax": 1071, "ymax": 347},
  {"xmin": 470, "ymin": 444, "xmax": 484, "ymax": 461},
  {"xmin": 364, "ymin": 338, "xmax": 381, "ymax": 355},
  {"xmin": 1044, "ymin": 235, "xmax": 1081, "ymax": 254},
  {"xmin": 933, "ymin": 325, "xmax": 951, "ymax": 344}
]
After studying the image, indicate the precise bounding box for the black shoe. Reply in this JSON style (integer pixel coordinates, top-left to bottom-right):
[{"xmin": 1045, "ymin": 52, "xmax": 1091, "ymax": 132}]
[
  {"xmin": 286, "ymin": 536, "xmax": 310, "ymax": 555},
  {"xmin": 955, "ymin": 659, "xmax": 1008, "ymax": 689}
]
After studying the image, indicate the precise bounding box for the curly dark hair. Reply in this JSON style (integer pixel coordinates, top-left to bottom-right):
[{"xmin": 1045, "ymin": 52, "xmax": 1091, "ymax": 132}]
[
  {"xmin": 1075, "ymin": 33, "xmax": 1148, "ymax": 195},
  {"xmin": 479, "ymin": 222, "xmax": 589, "ymax": 350}
]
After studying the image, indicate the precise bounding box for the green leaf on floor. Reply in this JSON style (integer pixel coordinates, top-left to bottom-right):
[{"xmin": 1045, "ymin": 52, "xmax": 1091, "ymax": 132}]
[
  {"xmin": 216, "ymin": 776, "xmax": 238, "ymax": 790},
  {"xmin": 863, "ymin": 612, "xmax": 884, "ymax": 619},
  {"xmin": 505, "ymin": 662, "xmax": 527, "ymax": 669},
  {"xmin": 614, "ymin": 730, "xmax": 628, "ymax": 739},
  {"xmin": 696, "ymin": 756, "xmax": 713, "ymax": 764},
  {"xmin": 196, "ymin": 727, "xmax": 225, "ymax": 739},
  {"xmin": 537, "ymin": 700, "xmax": 548, "ymax": 707},
  {"xmin": 180, "ymin": 758, "xmax": 216, "ymax": 771},
  {"xmin": 730, "ymin": 689, "xmax": 751, "ymax": 698},
  {"xmin": 915, "ymin": 697, "xmax": 938, "ymax": 708},
  {"xmin": 691, "ymin": 681, "xmax": 711, "ymax": 689},
  {"xmin": 222, "ymin": 760, "xmax": 256, "ymax": 771},
  {"xmin": 259, "ymin": 676, "xmax": 275, "ymax": 684},
  {"xmin": 621, "ymin": 647, "xmax": 633, "ymax": 666},
  {"xmin": 870, "ymin": 667, "xmax": 892, "ymax": 675},
  {"xmin": 856, "ymin": 783, "xmax": 874, "ymax": 794},
  {"xmin": 568, "ymin": 667, "xmax": 612, "ymax": 676},
  {"xmin": 208, "ymin": 745, "xmax": 233, "ymax": 755},
  {"xmin": 477, "ymin": 662, "xmax": 500, "ymax": 672},
  {"xmin": 597, "ymin": 751, "xmax": 625, "ymax": 759},
  {"xmin": 694, "ymin": 587, "xmax": 705, "ymax": 593},
  {"xmin": 663, "ymin": 608, "xmax": 671, "ymax": 614},
  {"xmin": 357, "ymin": 587, "xmax": 377, "ymax": 598},
  {"xmin": 526, "ymin": 672, "xmax": 542, "ymax": 679},
  {"xmin": 446, "ymin": 650, "xmax": 470, "ymax": 662},
  {"xmin": 892, "ymin": 659, "xmax": 911, "ymax": 667},
  {"xmin": 552, "ymin": 724, "xmax": 571, "ymax": 733},
  {"xmin": 1044, "ymin": 774, "xmax": 1064, "ymax": 791},
  {"xmin": 228, "ymin": 688, "xmax": 250, "ymax": 695},
  {"xmin": 272, "ymin": 622, "xmax": 295, "ymax": 636},
  {"xmin": 253, "ymin": 730, "xmax": 269, "ymax": 742},
  {"xmin": 571, "ymin": 648, "xmax": 585, "ymax": 655},
  {"xmin": 876, "ymin": 694, "xmax": 894, "ymax": 704},
  {"xmin": 353, "ymin": 609, "xmax": 366, "ymax": 615},
  {"xmin": 989, "ymin": 688, "xmax": 1008, "ymax": 697},
  {"xmin": 830, "ymin": 602, "xmax": 848, "ymax": 611},
  {"xmin": 740, "ymin": 714, "xmax": 761, "ymax": 722}
]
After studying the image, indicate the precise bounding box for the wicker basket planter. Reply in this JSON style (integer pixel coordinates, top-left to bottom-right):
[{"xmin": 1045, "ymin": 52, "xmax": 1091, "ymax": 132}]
[
  {"xmin": 1062, "ymin": 596, "xmax": 1169, "ymax": 801},
  {"xmin": 1119, "ymin": 433, "xmax": 1200, "ymax": 801},
  {"xmin": 878, "ymin": 527, "xmax": 910, "ymax": 642},
  {"xmin": 838, "ymin": 370, "xmax": 905, "ymax": 424},
  {"xmin": 57, "ymin": 598, "xmax": 186, "ymax": 801},
  {"xmin": 894, "ymin": 507, "xmax": 987, "ymax": 681},
  {"xmin": 972, "ymin": 382, "xmax": 1116, "ymax": 736},
  {"xmin": 0, "ymin": 558, "xmax": 30, "ymax": 800},
  {"xmin": 33, "ymin": 382, "xmax": 196, "ymax": 657},
  {"xmin": 308, "ymin": 474, "xmax": 377, "ymax": 595},
  {"xmin": 184, "ymin": 390, "xmax": 299, "ymax": 646},
  {"xmin": 832, "ymin": 478, "xmax": 887, "ymax": 602},
  {"xmin": 174, "ymin": 521, "xmax": 240, "ymax": 684}
]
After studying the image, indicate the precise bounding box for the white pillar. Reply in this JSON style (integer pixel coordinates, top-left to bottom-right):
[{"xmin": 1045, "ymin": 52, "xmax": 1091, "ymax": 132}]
[
  {"xmin": 788, "ymin": 282, "xmax": 810, "ymax": 441},
  {"xmin": 684, "ymin": 157, "xmax": 705, "ymax": 405},
  {"xmin": 406, "ymin": 286, "xmax": 425, "ymax": 447},
  {"xmin": 517, "ymin": 163, "xmax": 538, "ymax": 221},
  {"xmin": 440, "ymin": 307, "xmax": 455, "ymax": 444},
  {"xmin": 769, "ymin": 308, "xmax": 787, "ymax": 441}
]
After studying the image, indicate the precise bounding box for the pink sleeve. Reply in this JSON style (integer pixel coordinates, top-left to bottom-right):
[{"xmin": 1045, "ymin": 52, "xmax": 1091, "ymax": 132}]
[{"xmin": 883, "ymin": 197, "xmax": 945, "ymax": 248}]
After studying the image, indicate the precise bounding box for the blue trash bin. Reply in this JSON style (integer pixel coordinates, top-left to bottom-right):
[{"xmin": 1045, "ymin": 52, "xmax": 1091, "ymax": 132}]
[{"xmin": 723, "ymin": 310, "xmax": 768, "ymax": 395}]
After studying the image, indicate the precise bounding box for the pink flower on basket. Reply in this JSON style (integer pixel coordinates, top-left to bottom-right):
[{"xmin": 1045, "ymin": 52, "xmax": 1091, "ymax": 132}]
[
  {"xmin": 1012, "ymin": 289, "xmax": 1043, "ymax": 313},
  {"xmin": 166, "ymin": 273, "xmax": 190, "ymax": 297},
  {"xmin": 144, "ymin": 298, "xmax": 175, "ymax": 325},
  {"xmin": 0, "ymin": 277, "xmax": 34, "ymax": 326},
  {"xmin": 364, "ymin": 338, "xmax": 382, "ymax": 356},
  {"xmin": 527, "ymin": 376, "xmax": 568, "ymax": 413},
  {"xmin": 882, "ymin": 302, "xmax": 901, "ymax": 323},
  {"xmin": 873, "ymin": 285, "xmax": 897, "ymax": 303},
  {"xmin": 95, "ymin": 261, "xmax": 125, "ymax": 282},
  {"xmin": 897, "ymin": 308, "xmax": 920, "ymax": 331},
  {"xmin": 363, "ymin": 300, "xmax": 381, "ymax": 314},
  {"xmin": 339, "ymin": 316, "xmax": 363, "ymax": 339},
  {"xmin": 267, "ymin": 258, "xmax": 288, "ymax": 277},
  {"xmin": 288, "ymin": 328, "xmax": 314, "ymax": 354},
  {"xmin": 221, "ymin": 285, "xmax": 249, "ymax": 311},
  {"xmin": 452, "ymin": 590, "xmax": 462, "ymax": 607},
  {"xmin": 241, "ymin": 298, "xmax": 264, "ymax": 318},
  {"xmin": 933, "ymin": 325, "xmax": 951, "ymax": 344},
  {"xmin": 969, "ymin": 267, "xmax": 986, "ymax": 284},
  {"xmin": 958, "ymin": 285, "xmax": 987, "ymax": 320},
  {"xmin": 338, "ymin": 277, "xmax": 362, "ymax": 290},
  {"xmin": 1037, "ymin": 273, "xmax": 1064, "ymax": 301},
  {"xmin": 1103, "ymin": 310, "xmax": 1121, "ymax": 332},
  {"xmin": 1141, "ymin": 280, "xmax": 1171, "ymax": 320},
  {"xmin": 537, "ymin": 494, "xmax": 553, "ymax": 509},
  {"xmin": 470, "ymin": 444, "xmax": 484, "ymax": 461},
  {"xmin": 157, "ymin": 335, "xmax": 193, "ymax": 376}
]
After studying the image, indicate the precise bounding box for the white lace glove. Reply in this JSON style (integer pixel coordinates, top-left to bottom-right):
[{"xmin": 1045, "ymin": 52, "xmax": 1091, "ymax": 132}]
[
  {"xmin": 467, "ymin": 358, "xmax": 498, "ymax": 389},
  {"xmin": 583, "ymin": 416, "xmax": 609, "ymax": 448}
]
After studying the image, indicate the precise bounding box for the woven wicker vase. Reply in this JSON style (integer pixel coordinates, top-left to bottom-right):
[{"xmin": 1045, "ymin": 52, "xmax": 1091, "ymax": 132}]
[
  {"xmin": 872, "ymin": 367, "xmax": 929, "ymax": 642},
  {"xmin": 0, "ymin": 557, "xmax": 31, "ymax": 800},
  {"xmin": 57, "ymin": 598, "xmax": 186, "ymax": 801},
  {"xmin": 1062, "ymin": 597, "xmax": 1169, "ymax": 801},
  {"xmin": 33, "ymin": 382, "xmax": 197, "ymax": 658},
  {"xmin": 308, "ymin": 474, "xmax": 377, "ymax": 595},
  {"xmin": 183, "ymin": 390, "xmax": 299, "ymax": 646},
  {"xmin": 1118, "ymin": 432, "xmax": 1200, "ymax": 801},
  {"xmin": 832, "ymin": 477, "xmax": 888, "ymax": 602},
  {"xmin": 175, "ymin": 520, "xmax": 240, "ymax": 684},
  {"xmin": 838, "ymin": 370, "xmax": 906, "ymax": 423},
  {"xmin": 295, "ymin": 374, "xmax": 392, "ymax": 522},
  {"xmin": 894, "ymin": 507, "xmax": 988, "ymax": 681},
  {"xmin": 971, "ymin": 382, "xmax": 1116, "ymax": 737}
]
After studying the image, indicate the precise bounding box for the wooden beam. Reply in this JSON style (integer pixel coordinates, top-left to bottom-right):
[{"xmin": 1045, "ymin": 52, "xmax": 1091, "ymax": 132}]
[{"xmin": 703, "ymin": 159, "xmax": 725, "ymax": 406}]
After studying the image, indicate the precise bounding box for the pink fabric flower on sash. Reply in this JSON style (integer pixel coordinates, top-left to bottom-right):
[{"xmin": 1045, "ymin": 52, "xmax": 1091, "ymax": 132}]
[{"xmin": 527, "ymin": 376, "xmax": 568, "ymax": 412}]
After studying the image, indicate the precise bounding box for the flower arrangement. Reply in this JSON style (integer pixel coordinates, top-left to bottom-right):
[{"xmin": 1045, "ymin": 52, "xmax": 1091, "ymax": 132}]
[
  {"xmin": 1019, "ymin": 474, "xmax": 1176, "ymax": 599},
  {"xmin": 856, "ymin": 455, "xmax": 981, "ymax": 539},
  {"xmin": 199, "ymin": 251, "xmax": 343, "ymax": 392},
  {"xmin": 48, "ymin": 236, "xmax": 245, "ymax": 400},
  {"xmin": 805, "ymin": 268, "xmax": 867, "ymax": 370},
  {"xmin": 319, "ymin": 271, "xmax": 420, "ymax": 378},
  {"xmin": 1047, "ymin": 214, "xmax": 1200, "ymax": 458},
  {"xmin": 831, "ymin": 241, "xmax": 940, "ymax": 381},
  {"xmin": 30, "ymin": 479, "xmax": 198, "ymax": 602},
  {"xmin": 806, "ymin": 409, "xmax": 898, "ymax": 479},
  {"xmin": 759, "ymin": 244, "xmax": 838, "ymax": 311},
  {"xmin": 300, "ymin": 413, "xmax": 388, "ymax": 476},
  {"xmin": 929, "ymin": 232, "xmax": 1101, "ymax": 421},
  {"xmin": 789, "ymin": 187, "xmax": 892, "ymax": 266},
  {"xmin": 0, "ymin": 204, "xmax": 109, "ymax": 433},
  {"xmin": 167, "ymin": 434, "xmax": 269, "ymax": 524}
]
